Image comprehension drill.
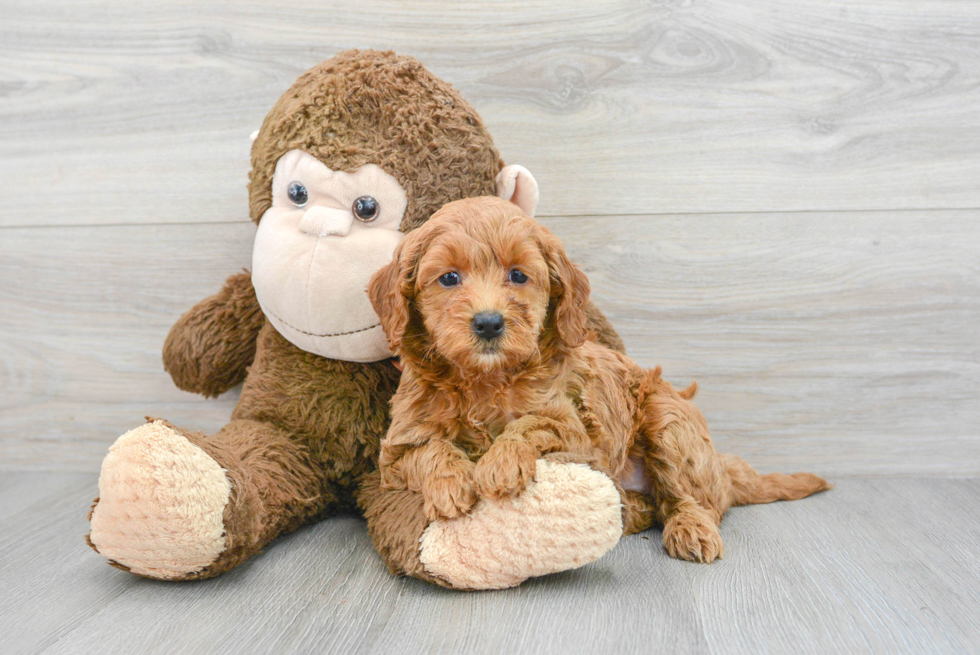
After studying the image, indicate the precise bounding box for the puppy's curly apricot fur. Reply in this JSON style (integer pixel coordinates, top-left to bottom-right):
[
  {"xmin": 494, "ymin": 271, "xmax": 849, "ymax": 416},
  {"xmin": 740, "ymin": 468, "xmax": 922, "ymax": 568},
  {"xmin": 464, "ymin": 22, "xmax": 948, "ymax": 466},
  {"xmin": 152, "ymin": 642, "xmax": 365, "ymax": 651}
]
[{"xmin": 369, "ymin": 197, "xmax": 830, "ymax": 563}]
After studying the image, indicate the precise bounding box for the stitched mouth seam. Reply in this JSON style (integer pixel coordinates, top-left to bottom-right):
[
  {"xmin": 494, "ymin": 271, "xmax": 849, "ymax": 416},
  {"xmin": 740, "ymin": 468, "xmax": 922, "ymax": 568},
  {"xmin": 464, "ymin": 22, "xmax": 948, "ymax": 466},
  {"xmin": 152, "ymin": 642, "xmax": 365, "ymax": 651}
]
[{"xmin": 270, "ymin": 311, "xmax": 381, "ymax": 338}]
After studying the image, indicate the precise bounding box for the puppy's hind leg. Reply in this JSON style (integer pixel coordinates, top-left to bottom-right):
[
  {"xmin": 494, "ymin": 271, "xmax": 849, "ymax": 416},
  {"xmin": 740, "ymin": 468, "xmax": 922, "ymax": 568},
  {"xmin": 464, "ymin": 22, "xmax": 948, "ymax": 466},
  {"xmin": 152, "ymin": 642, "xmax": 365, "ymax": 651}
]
[
  {"xmin": 637, "ymin": 383, "xmax": 729, "ymax": 563},
  {"xmin": 620, "ymin": 490, "xmax": 657, "ymax": 536},
  {"xmin": 641, "ymin": 426, "xmax": 726, "ymax": 564},
  {"xmin": 660, "ymin": 501, "xmax": 725, "ymax": 564}
]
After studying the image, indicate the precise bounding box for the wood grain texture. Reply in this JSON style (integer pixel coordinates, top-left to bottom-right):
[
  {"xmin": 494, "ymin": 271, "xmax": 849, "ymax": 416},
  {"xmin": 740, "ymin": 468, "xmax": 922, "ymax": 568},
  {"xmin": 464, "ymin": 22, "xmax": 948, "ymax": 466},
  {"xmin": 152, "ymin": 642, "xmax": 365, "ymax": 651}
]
[
  {"xmin": 0, "ymin": 222, "xmax": 253, "ymax": 470},
  {"xmin": 2, "ymin": 212, "xmax": 977, "ymax": 474},
  {"xmin": 2, "ymin": 473, "xmax": 978, "ymax": 654},
  {"xmin": 570, "ymin": 210, "xmax": 980, "ymax": 476},
  {"xmin": 3, "ymin": 0, "xmax": 980, "ymax": 228}
]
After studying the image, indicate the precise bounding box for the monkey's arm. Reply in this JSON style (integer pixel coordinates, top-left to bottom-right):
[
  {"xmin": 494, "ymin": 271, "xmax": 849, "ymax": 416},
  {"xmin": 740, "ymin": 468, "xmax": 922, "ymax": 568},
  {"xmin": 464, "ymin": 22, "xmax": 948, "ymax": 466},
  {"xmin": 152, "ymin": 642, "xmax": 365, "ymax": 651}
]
[
  {"xmin": 163, "ymin": 271, "xmax": 265, "ymax": 398},
  {"xmin": 585, "ymin": 301, "xmax": 626, "ymax": 354}
]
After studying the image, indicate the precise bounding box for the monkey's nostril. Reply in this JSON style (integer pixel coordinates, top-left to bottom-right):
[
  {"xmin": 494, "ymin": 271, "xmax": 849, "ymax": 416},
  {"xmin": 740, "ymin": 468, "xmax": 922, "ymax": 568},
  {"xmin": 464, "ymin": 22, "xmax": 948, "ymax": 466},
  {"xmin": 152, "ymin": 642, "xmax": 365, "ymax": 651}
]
[{"xmin": 471, "ymin": 311, "xmax": 505, "ymax": 341}]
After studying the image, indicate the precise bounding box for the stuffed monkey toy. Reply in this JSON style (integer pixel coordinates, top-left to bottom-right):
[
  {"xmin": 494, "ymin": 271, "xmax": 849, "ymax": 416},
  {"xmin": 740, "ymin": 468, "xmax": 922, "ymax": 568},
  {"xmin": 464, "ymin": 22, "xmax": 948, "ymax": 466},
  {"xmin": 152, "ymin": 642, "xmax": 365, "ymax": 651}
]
[{"xmin": 86, "ymin": 50, "xmax": 651, "ymax": 590}]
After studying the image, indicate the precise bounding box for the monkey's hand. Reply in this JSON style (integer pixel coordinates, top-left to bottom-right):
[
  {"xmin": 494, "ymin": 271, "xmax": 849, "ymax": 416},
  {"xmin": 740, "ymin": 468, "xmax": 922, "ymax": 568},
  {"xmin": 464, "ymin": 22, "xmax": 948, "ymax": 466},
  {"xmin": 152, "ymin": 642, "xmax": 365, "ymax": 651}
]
[{"xmin": 163, "ymin": 271, "xmax": 265, "ymax": 398}]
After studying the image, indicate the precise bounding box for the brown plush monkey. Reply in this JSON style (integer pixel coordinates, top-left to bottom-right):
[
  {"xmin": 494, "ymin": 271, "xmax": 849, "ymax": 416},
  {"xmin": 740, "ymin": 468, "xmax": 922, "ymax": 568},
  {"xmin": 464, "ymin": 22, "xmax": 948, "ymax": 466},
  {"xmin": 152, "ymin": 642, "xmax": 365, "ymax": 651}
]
[{"xmin": 86, "ymin": 50, "xmax": 643, "ymax": 589}]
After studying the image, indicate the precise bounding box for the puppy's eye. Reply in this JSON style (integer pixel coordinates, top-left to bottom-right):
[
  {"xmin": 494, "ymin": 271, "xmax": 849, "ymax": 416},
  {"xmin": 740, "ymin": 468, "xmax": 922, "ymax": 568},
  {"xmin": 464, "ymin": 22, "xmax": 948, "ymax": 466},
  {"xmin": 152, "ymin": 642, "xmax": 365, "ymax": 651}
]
[
  {"xmin": 353, "ymin": 195, "xmax": 380, "ymax": 222},
  {"xmin": 438, "ymin": 272, "xmax": 461, "ymax": 288},
  {"xmin": 509, "ymin": 269, "xmax": 529, "ymax": 284},
  {"xmin": 287, "ymin": 181, "xmax": 308, "ymax": 207}
]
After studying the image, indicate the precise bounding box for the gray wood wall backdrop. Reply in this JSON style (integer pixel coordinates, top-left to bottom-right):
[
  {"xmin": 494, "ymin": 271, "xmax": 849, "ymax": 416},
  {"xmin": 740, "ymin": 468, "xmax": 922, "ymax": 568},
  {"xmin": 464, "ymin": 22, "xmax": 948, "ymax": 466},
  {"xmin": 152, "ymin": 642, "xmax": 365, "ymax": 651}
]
[{"xmin": 1, "ymin": 0, "xmax": 978, "ymax": 475}]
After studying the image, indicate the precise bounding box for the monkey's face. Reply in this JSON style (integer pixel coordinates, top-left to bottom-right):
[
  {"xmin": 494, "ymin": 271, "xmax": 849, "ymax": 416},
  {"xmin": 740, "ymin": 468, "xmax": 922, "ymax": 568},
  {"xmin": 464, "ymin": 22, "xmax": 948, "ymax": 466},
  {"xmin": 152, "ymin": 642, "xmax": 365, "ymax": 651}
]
[{"xmin": 252, "ymin": 150, "xmax": 408, "ymax": 362}]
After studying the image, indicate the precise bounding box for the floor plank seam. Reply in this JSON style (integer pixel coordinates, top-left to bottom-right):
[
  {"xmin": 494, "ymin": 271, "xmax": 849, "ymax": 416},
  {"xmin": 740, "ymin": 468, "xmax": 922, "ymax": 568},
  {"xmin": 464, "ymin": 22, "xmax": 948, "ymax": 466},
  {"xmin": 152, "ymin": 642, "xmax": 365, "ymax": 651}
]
[{"xmin": 4, "ymin": 204, "xmax": 980, "ymax": 231}]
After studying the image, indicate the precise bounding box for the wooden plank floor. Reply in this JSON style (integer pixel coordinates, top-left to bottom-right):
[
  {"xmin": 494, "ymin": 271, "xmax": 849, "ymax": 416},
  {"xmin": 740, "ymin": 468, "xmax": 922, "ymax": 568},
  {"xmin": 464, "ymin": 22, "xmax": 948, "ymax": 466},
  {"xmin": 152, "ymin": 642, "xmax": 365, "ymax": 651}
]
[{"xmin": 0, "ymin": 472, "xmax": 977, "ymax": 654}]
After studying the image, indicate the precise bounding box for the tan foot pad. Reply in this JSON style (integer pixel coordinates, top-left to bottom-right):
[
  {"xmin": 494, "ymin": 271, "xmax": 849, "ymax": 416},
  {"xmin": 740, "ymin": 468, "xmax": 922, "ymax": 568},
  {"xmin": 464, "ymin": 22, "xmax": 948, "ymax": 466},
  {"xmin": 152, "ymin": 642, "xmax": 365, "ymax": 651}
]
[
  {"xmin": 88, "ymin": 421, "xmax": 231, "ymax": 579},
  {"xmin": 419, "ymin": 460, "xmax": 623, "ymax": 590}
]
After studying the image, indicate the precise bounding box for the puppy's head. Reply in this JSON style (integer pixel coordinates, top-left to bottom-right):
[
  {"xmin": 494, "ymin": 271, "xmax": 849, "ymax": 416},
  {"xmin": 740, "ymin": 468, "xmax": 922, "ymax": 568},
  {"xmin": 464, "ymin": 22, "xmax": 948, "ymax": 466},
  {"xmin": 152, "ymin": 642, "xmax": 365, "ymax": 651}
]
[{"xmin": 368, "ymin": 196, "xmax": 590, "ymax": 373}]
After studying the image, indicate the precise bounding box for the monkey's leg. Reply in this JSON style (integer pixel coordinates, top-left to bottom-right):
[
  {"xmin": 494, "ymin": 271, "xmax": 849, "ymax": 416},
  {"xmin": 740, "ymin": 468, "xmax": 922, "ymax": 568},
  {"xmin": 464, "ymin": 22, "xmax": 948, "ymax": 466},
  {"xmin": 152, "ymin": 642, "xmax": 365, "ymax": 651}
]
[
  {"xmin": 358, "ymin": 455, "xmax": 623, "ymax": 590},
  {"xmin": 87, "ymin": 418, "xmax": 330, "ymax": 580}
]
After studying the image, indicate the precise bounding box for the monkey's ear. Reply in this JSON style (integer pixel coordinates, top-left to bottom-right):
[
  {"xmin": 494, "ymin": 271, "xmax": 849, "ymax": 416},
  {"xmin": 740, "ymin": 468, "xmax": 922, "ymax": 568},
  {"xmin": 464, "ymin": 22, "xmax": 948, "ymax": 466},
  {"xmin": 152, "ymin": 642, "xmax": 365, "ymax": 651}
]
[{"xmin": 496, "ymin": 165, "xmax": 539, "ymax": 217}]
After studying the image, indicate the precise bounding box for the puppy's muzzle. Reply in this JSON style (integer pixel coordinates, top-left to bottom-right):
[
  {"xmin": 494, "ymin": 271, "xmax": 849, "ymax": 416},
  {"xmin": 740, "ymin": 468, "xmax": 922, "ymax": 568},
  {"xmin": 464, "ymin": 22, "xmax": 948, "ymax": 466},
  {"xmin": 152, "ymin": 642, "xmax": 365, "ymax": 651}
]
[{"xmin": 472, "ymin": 311, "xmax": 505, "ymax": 341}]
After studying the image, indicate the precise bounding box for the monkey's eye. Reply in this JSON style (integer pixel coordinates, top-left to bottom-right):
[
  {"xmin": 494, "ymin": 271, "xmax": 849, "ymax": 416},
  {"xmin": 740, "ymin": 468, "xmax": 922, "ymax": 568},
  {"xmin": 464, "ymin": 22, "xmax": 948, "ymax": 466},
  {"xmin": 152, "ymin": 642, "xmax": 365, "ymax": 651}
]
[
  {"xmin": 438, "ymin": 272, "xmax": 461, "ymax": 288},
  {"xmin": 287, "ymin": 181, "xmax": 308, "ymax": 207},
  {"xmin": 353, "ymin": 196, "xmax": 380, "ymax": 222},
  {"xmin": 509, "ymin": 269, "xmax": 529, "ymax": 284}
]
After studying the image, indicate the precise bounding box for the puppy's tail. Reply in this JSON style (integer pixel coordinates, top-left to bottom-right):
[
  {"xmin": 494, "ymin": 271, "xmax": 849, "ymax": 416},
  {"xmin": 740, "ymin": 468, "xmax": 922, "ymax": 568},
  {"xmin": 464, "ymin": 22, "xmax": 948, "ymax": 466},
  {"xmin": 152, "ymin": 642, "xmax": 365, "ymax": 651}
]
[{"xmin": 723, "ymin": 454, "xmax": 831, "ymax": 506}]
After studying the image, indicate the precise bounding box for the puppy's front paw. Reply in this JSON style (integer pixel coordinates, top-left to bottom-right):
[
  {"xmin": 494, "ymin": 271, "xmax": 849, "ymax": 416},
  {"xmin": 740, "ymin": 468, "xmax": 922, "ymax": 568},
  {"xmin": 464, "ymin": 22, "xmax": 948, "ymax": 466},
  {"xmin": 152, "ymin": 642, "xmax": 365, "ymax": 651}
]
[
  {"xmin": 422, "ymin": 463, "xmax": 477, "ymax": 521},
  {"xmin": 662, "ymin": 510, "xmax": 725, "ymax": 564},
  {"xmin": 473, "ymin": 440, "xmax": 538, "ymax": 500}
]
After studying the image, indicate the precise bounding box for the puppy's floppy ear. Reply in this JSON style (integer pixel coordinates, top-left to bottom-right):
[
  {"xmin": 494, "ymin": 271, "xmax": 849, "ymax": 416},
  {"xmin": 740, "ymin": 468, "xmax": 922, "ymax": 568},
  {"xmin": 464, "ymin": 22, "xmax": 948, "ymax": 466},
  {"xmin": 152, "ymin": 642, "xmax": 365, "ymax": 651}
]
[
  {"xmin": 369, "ymin": 224, "xmax": 441, "ymax": 356},
  {"xmin": 537, "ymin": 226, "xmax": 591, "ymax": 349},
  {"xmin": 368, "ymin": 245, "xmax": 411, "ymax": 355}
]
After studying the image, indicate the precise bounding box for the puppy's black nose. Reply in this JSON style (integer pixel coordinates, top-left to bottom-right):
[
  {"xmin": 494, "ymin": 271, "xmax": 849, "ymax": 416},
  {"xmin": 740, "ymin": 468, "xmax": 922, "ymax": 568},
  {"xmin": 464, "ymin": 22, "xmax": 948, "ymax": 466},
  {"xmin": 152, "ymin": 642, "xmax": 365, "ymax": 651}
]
[{"xmin": 472, "ymin": 311, "xmax": 505, "ymax": 341}]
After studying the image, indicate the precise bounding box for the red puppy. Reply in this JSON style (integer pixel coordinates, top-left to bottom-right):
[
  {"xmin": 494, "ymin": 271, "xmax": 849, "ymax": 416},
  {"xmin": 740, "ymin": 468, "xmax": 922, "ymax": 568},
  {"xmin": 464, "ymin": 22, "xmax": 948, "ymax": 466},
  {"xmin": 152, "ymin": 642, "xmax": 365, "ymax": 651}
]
[{"xmin": 369, "ymin": 196, "xmax": 829, "ymax": 563}]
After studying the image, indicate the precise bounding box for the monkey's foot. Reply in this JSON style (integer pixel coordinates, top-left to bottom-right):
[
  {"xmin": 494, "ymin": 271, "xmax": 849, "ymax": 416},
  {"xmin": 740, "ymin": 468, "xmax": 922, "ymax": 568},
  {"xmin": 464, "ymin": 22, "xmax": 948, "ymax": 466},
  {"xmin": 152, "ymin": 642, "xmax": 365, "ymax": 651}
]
[
  {"xmin": 87, "ymin": 420, "xmax": 231, "ymax": 580},
  {"xmin": 419, "ymin": 460, "xmax": 622, "ymax": 590}
]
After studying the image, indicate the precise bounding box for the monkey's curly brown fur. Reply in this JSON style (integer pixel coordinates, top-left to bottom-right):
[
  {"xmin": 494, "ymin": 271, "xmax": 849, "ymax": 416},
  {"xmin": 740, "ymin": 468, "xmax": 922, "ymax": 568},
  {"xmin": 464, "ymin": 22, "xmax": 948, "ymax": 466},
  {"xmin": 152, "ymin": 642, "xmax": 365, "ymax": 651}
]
[
  {"xmin": 248, "ymin": 50, "xmax": 503, "ymax": 233},
  {"xmin": 370, "ymin": 197, "xmax": 830, "ymax": 563}
]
